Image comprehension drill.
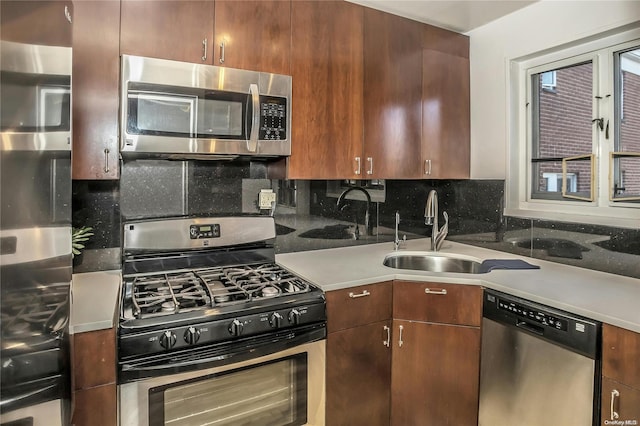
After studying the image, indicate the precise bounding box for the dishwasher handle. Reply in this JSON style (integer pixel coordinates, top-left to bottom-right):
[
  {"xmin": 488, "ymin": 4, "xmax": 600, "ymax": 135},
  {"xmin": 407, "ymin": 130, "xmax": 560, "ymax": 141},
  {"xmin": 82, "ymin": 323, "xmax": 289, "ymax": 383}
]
[{"xmin": 516, "ymin": 320, "xmax": 544, "ymax": 336}]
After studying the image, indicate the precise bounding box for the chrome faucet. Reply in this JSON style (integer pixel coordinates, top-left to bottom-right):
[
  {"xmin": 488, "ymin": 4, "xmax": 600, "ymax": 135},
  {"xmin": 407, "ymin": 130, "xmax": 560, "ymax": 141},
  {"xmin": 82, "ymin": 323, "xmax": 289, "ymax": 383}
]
[
  {"xmin": 394, "ymin": 211, "xmax": 406, "ymax": 250},
  {"xmin": 336, "ymin": 186, "xmax": 373, "ymax": 239},
  {"xmin": 424, "ymin": 190, "xmax": 449, "ymax": 251}
]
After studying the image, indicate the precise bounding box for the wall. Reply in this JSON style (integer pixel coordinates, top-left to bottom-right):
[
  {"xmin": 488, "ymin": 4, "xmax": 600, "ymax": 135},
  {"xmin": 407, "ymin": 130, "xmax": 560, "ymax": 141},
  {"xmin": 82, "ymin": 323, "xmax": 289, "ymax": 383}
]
[{"xmin": 467, "ymin": 0, "xmax": 640, "ymax": 179}]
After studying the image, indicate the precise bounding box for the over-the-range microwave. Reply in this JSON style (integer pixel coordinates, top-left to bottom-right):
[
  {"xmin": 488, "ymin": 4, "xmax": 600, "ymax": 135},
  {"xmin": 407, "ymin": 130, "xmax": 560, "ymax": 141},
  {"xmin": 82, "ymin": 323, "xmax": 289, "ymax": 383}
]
[{"xmin": 120, "ymin": 55, "xmax": 291, "ymax": 159}]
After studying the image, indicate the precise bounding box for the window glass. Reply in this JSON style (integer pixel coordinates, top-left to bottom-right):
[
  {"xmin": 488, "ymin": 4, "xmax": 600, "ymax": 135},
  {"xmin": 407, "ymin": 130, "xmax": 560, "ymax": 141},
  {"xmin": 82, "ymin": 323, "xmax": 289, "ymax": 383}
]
[{"xmin": 531, "ymin": 61, "xmax": 593, "ymax": 199}]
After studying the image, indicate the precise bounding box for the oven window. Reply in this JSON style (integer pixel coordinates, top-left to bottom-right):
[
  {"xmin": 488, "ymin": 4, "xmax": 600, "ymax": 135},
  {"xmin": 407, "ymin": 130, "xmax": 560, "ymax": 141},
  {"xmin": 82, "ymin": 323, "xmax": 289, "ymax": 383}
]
[{"xmin": 149, "ymin": 354, "xmax": 308, "ymax": 426}]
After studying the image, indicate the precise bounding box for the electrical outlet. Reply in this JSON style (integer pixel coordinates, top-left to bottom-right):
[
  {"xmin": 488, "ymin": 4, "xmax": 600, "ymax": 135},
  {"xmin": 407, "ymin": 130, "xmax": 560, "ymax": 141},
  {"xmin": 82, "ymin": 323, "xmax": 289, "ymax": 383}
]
[{"xmin": 258, "ymin": 189, "xmax": 276, "ymax": 209}]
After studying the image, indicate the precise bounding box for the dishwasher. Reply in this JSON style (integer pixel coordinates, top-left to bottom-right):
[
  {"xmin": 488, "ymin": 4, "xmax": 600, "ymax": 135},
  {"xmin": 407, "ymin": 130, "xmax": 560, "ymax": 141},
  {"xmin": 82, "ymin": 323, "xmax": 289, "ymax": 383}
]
[{"xmin": 479, "ymin": 289, "xmax": 601, "ymax": 426}]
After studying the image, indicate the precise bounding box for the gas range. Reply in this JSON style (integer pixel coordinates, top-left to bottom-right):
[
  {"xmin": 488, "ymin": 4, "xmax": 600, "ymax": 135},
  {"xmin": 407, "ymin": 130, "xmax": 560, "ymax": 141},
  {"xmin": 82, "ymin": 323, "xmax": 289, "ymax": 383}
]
[{"xmin": 118, "ymin": 216, "xmax": 326, "ymax": 381}]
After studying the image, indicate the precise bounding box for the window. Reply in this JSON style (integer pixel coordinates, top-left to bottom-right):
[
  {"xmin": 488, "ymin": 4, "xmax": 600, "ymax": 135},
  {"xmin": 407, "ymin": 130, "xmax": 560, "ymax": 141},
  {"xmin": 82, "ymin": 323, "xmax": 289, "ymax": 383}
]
[{"xmin": 507, "ymin": 29, "xmax": 640, "ymax": 228}]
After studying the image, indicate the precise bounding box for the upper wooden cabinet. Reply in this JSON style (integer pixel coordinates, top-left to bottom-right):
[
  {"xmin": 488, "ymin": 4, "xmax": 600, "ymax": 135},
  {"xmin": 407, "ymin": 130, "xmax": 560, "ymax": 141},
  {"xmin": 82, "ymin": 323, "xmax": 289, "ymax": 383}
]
[
  {"xmin": 363, "ymin": 9, "xmax": 424, "ymax": 179},
  {"xmin": 120, "ymin": 0, "xmax": 215, "ymax": 64},
  {"xmin": 72, "ymin": 0, "xmax": 120, "ymax": 179},
  {"xmin": 422, "ymin": 27, "xmax": 470, "ymax": 179},
  {"xmin": 1, "ymin": 1, "xmax": 72, "ymax": 47},
  {"xmin": 288, "ymin": 0, "xmax": 364, "ymax": 179},
  {"xmin": 214, "ymin": 0, "xmax": 291, "ymax": 75}
]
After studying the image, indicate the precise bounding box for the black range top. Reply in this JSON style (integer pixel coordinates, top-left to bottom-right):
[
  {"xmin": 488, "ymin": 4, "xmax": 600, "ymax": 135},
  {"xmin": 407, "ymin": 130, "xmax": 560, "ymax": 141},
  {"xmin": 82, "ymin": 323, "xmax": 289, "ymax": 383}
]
[{"xmin": 118, "ymin": 216, "xmax": 326, "ymax": 363}]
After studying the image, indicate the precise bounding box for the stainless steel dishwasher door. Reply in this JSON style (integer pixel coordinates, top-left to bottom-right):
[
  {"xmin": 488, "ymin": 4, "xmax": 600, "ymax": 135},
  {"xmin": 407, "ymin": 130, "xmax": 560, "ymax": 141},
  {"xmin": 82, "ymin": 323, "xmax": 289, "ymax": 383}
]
[{"xmin": 479, "ymin": 317, "xmax": 596, "ymax": 426}]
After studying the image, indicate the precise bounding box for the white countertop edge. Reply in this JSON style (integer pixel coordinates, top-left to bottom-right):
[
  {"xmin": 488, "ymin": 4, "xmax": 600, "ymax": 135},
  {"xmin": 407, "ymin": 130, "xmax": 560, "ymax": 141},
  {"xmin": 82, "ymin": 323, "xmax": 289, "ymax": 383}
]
[{"xmin": 276, "ymin": 238, "xmax": 640, "ymax": 334}]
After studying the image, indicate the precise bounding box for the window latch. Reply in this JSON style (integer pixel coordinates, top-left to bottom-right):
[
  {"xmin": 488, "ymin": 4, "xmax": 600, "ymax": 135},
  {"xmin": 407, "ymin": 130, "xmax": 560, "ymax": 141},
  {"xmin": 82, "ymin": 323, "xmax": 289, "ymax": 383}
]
[{"xmin": 592, "ymin": 118, "xmax": 604, "ymax": 131}]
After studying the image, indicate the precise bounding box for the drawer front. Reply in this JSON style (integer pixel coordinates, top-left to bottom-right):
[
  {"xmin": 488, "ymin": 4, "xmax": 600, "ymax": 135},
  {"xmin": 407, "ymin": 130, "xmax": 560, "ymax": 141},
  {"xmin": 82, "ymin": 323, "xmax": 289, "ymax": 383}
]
[
  {"xmin": 327, "ymin": 281, "xmax": 392, "ymax": 333},
  {"xmin": 73, "ymin": 328, "xmax": 116, "ymax": 390},
  {"xmin": 393, "ymin": 281, "xmax": 482, "ymax": 326},
  {"xmin": 603, "ymin": 324, "xmax": 640, "ymax": 390},
  {"xmin": 601, "ymin": 377, "xmax": 640, "ymax": 425}
]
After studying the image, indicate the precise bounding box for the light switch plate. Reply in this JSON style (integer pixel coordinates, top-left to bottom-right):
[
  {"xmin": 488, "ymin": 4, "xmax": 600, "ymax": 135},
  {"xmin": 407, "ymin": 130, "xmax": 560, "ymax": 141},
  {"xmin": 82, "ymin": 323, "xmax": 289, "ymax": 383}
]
[{"xmin": 258, "ymin": 189, "xmax": 276, "ymax": 209}]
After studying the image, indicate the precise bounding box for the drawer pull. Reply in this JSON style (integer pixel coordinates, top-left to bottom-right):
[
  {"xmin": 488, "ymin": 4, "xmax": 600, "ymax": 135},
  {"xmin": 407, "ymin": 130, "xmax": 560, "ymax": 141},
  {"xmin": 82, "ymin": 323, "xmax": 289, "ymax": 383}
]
[
  {"xmin": 383, "ymin": 325, "xmax": 390, "ymax": 348},
  {"xmin": 610, "ymin": 389, "xmax": 620, "ymax": 420},
  {"xmin": 425, "ymin": 288, "xmax": 447, "ymax": 295},
  {"xmin": 398, "ymin": 325, "xmax": 404, "ymax": 347},
  {"xmin": 349, "ymin": 290, "xmax": 370, "ymax": 299}
]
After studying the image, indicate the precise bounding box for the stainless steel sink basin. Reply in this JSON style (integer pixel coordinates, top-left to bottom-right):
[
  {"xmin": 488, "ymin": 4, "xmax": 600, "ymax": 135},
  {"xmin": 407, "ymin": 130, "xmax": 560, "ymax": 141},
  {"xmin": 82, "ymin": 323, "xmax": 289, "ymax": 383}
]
[{"xmin": 383, "ymin": 252, "xmax": 484, "ymax": 274}]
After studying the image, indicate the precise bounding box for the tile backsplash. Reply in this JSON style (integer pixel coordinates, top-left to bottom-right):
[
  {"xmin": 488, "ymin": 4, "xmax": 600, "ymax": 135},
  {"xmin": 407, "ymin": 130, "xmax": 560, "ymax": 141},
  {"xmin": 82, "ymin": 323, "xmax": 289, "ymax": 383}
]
[{"xmin": 72, "ymin": 161, "xmax": 639, "ymax": 279}]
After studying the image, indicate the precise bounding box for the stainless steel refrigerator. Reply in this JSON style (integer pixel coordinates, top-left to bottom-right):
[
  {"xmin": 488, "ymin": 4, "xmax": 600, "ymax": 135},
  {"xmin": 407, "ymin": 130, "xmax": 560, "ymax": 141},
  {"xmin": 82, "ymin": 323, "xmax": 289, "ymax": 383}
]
[{"xmin": 1, "ymin": 2, "xmax": 73, "ymax": 425}]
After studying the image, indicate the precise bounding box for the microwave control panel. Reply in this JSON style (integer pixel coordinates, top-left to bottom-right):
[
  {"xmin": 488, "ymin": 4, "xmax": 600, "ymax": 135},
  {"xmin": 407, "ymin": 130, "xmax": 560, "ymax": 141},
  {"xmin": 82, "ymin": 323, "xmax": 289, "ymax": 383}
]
[{"xmin": 259, "ymin": 96, "xmax": 287, "ymax": 141}]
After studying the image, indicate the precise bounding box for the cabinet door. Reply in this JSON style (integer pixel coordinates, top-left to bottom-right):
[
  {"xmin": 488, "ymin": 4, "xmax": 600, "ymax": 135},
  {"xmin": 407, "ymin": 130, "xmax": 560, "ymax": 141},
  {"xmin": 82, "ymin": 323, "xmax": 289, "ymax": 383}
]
[
  {"xmin": 601, "ymin": 378, "xmax": 640, "ymax": 425},
  {"xmin": 1, "ymin": 1, "xmax": 72, "ymax": 46},
  {"xmin": 72, "ymin": 0, "xmax": 120, "ymax": 179},
  {"xmin": 422, "ymin": 49, "xmax": 470, "ymax": 179},
  {"xmin": 363, "ymin": 9, "xmax": 423, "ymax": 179},
  {"xmin": 327, "ymin": 320, "xmax": 392, "ymax": 426},
  {"xmin": 602, "ymin": 324, "xmax": 640, "ymax": 389},
  {"xmin": 120, "ymin": 0, "xmax": 214, "ymax": 64},
  {"xmin": 391, "ymin": 320, "xmax": 480, "ymax": 426},
  {"xmin": 288, "ymin": 1, "xmax": 364, "ymax": 179},
  {"xmin": 72, "ymin": 384, "xmax": 117, "ymax": 426},
  {"xmin": 393, "ymin": 281, "xmax": 482, "ymax": 326},
  {"xmin": 214, "ymin": 0, "xmax": 290, "ymax": 75}
]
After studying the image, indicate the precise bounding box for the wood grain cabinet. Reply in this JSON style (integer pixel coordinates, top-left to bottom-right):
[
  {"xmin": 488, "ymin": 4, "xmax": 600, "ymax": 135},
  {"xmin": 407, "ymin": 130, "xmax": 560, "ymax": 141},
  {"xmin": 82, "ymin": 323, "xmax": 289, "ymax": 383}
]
[
  {"xmin": 0, "ymin": 1, "xmax": 72, "ymax": 47},
  {"xmin": 72, "ymin": 0, "xmax": 120, "ymax": 179},
  {"xmin": 288, "ymin": 0, "xmax": 364, "ymax": 179},
  {"xmin": 326, "ymin": 282, "xmax": 392, "ymax": 426},
  {"xmin": 391, "ymin": 281, "xmax": 482, "ymax": 426},
  {"xmin": 71, "ymin": 328, "xmax": 117, "ymax": 426},
  {"xmin": 214, "ymin": 0, "xmax": 291, "ymax": 75},
  {"xmin": 120, "ymin": 0, "xmax": 215, "ymax": 64},
  {"xmin": 601, "ymin": 324, "xmax": 640, "ymax": 425},
  {"xmin": 421, "ymin": 27, "xmax": 470, "ymax": 179},
  {"xmin": 363, "ymin": 9, "xmax": 424, "ymax": 179}
]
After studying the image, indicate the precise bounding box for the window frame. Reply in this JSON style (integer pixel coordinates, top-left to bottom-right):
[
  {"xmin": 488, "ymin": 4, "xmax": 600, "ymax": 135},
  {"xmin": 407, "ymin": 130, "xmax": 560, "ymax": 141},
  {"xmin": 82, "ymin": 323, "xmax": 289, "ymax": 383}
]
[{"xmin": 506, "ymin": 28, "xmax": 640, "ymax": 229}]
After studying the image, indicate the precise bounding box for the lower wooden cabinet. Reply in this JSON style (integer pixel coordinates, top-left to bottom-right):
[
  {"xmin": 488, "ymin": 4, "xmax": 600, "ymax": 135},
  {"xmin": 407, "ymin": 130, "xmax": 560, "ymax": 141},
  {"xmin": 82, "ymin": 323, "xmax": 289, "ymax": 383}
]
[
  {"xmin": 327, "ymin": 320, "xmax": 392, "ymax": 426},
  {"xmin": 601, "ymin": 324, "xmax": 640, "ymax": 425},
  {"xmin": 390, "ymin": 320, "xmax": 480, "ymax": 426},
  {"xmin": 72, "ymin": 328, "xmax": 117, "ymax": 426}
]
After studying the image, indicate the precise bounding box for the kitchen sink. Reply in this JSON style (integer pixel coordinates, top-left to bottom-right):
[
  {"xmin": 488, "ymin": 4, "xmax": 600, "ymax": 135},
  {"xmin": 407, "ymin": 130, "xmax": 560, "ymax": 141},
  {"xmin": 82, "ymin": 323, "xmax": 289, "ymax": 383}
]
[{"xmin": 383, "ymin": 252, "xmax": 484, "ymax": 274}]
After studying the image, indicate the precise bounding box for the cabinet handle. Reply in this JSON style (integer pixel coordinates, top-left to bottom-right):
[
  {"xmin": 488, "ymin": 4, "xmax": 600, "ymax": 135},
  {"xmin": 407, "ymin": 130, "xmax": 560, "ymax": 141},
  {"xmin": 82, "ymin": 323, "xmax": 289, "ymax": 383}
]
[
  {"xmin": 398, "ymin": 325, "xmax": 404, "ymax": 347},
  {"xmin": 425, "ymin": 288, "xmax": 447, "ymax": 295},
  {"xmin": 348, "ymin": 290, "xmax": 370, "ymax": 299},
  {"xmin": 201, "ymin": 38, "xmax": 208, "ymax": 62},
  {"xmin": 355, "ymin": 157, "xmax": 361, "ymax": 175},
  {"xmin": 367, "ymin": 157, "xmax": 373, "ymax": 175},
  {"xmin": 103, "ymin": 148, "xmax": 110, "ymax": 173},
  {"xmin": 610, "ymin": 389, "xmax": 620, "ymax": 420},
  {"xmin": 383, "ymin": 325, "xmax": 390, "ymax": 348},
  {"xmin": 425, "ymin": 159, "xmax": 432, "ymax": 175},
  {"xmin": 64, "ymin": 5, "xmax": 72, "ymax": 23},
  {"xmin": 219, "ymin": 40, "xmax": 226, "ymax": 64}
]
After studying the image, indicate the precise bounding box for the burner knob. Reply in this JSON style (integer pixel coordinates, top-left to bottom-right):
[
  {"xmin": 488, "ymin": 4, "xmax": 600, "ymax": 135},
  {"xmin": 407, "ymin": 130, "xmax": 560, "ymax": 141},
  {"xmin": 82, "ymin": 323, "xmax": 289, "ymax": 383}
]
[
  {"xmin": 184, "ymin": 327, "xmax": 201, "ymax": 345},
  {"xmin": 228, "ymin": 319, "xmax": 244, "ymax": 337},
  {"xmin": 159, "ymin": 330, "xmax": 177, "ymax": 349},
  {"xmin": 288, "ymin": 309, "xmax": 301, "ymax": 325},
  {"xmin": 269, "ymin": 312, "xmax": 284, "ymax": 328}
]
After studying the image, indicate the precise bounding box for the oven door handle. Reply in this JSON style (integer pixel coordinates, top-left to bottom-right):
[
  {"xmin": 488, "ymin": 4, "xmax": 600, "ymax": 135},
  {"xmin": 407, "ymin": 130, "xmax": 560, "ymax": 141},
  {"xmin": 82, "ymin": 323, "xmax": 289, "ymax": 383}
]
[{"xmin": 0, "ymin": 383, "xmax": 59, "ymax": 410}]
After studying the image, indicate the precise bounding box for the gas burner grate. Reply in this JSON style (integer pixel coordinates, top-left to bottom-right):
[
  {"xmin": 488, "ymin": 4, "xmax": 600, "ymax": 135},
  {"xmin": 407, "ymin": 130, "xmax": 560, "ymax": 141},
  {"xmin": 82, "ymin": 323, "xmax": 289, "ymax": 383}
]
[{"xmin": 131, "ymin": 272, "xmax": 210, "ymax": 318}]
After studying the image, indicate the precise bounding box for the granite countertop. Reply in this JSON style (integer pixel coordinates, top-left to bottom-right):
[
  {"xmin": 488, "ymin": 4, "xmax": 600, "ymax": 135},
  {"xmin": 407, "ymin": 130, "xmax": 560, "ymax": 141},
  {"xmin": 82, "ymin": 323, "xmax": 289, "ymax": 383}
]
[
  {"xmin": 70, "ymin": 270, "xmax": 121, "ymax": 334},
  {"xmin": 276, "ymin": 238, "xmax": 640, "ymax": 334}
]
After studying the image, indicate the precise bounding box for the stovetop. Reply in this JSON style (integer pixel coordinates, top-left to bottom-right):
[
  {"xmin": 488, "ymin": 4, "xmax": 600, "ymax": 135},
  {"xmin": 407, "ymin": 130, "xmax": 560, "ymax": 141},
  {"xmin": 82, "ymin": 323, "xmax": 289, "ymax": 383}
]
[{"xmin": 122, "ymin": 262, "xmax": 315, "ymax": 321}]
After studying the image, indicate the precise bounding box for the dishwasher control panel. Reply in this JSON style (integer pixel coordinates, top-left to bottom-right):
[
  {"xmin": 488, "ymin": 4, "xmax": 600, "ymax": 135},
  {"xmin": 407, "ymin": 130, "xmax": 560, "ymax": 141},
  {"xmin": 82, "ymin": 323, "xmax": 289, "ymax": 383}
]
[{"xmin": 497, "ymin": 299, "xmax": 568, "ymax": 331}]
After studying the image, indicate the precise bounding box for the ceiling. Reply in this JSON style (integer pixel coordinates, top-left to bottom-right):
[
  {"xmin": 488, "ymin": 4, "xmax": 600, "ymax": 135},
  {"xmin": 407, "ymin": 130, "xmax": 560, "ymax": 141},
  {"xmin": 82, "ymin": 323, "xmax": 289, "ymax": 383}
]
[{"xmin": 346, "ymin": 0, "xmax": 538, "ymax": 33}]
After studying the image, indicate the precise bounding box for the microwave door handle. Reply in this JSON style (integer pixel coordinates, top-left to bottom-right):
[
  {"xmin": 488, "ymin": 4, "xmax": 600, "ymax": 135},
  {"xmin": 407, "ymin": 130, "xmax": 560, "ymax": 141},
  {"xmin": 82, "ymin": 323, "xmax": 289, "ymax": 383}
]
[{"xmin": 247, "ymin": 83, "xmax": 260, "ymax": 153}]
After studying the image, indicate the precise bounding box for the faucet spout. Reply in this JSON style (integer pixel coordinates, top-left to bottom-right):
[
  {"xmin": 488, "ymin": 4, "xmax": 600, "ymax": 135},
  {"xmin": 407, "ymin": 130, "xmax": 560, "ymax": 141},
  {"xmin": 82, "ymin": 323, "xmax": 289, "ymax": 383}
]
[
  {"xmin": 424, "ymin": 190, "xmax": 448, "ymax": 251},
  {"xmin": 336, "ymin": 186, "xmax": 373, "ymax": 238}
]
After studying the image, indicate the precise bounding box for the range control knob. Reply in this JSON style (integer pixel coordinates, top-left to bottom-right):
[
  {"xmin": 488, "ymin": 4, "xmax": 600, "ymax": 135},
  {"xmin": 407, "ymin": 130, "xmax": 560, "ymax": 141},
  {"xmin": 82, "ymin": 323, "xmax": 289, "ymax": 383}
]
[
  {"xmin": 228, "ymin": 319, "xmax": 244, "ymax": 337},
  {"xmin": 269, "ymin": 312, "xmax": 284, "ymax": 328},
  {"xmin": 184, "ymin": 326, "xmax": 201, "ymax": 345},
  {"xmin": 288, "ymin": 309, "xmax": 301, "ymax": 325},
  {"xmin": 159, "ymin": 330, "xmax": 177, "ymax": 349}
]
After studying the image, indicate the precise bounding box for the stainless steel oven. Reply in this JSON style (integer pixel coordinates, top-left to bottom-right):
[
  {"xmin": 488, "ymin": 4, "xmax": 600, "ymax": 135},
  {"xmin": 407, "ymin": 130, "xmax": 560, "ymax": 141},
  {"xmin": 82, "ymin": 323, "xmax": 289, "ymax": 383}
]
[
  {"xmin": 120, "ymin": 55, "xmax": 291, "ymax": 159},
  {"xmin": 117, "ymin": 216, "xmax": 326, "ymax": 426}
]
